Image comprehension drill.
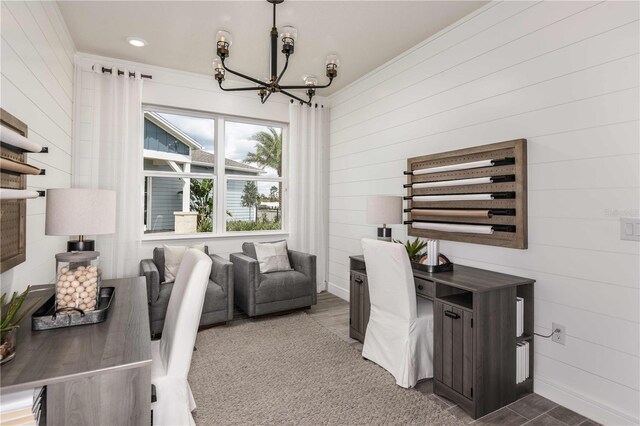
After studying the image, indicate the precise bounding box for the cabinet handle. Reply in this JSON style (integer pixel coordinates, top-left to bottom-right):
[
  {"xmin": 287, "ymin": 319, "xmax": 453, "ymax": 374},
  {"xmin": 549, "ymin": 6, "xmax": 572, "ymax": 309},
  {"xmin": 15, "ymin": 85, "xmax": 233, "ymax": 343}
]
[
  {"xmin": 355, "ymin": 278, "xmax": 363, "ymax": 284},
  {"xmin": 444, "ymin": 310, "xmax": 460, "ymax": 319},
  {"xmin": 417, "ymin": 285, "xmax": 424, "ymax": 290}
]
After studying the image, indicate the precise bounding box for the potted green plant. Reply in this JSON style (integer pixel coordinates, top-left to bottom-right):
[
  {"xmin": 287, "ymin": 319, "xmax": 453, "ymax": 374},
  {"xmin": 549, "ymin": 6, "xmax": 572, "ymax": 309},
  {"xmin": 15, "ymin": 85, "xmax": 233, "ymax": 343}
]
[
  {"xmin": 394, "ymin": 237, "xmax": 428, "ymax": 262},
  {"xmin": 0, "ymin": 286, "xmax": 35, "ymax": 365}
]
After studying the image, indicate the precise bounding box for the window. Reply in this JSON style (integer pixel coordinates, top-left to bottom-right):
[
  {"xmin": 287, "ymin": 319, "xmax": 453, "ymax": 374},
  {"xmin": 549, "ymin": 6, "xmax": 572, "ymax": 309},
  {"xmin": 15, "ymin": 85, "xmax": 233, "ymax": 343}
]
[
  {"xmin": 142, "ymin": 107, "xmax": 285, "ymax": 237},
  {"xmin": 224, "ymin": 121, "xmax": 283, "ymax": 232}
]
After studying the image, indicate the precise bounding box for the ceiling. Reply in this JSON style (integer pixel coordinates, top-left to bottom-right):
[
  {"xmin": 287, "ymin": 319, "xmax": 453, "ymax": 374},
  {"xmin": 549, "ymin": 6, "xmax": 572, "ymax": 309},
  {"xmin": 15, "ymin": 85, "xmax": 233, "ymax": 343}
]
[{"xmin": 57, "ymin": 1, "xmax": 486, "ymax": 95}]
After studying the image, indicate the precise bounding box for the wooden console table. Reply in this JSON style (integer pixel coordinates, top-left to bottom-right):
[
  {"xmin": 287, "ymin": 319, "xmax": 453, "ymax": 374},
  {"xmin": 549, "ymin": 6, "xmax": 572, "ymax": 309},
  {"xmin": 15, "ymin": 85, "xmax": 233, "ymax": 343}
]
[
  {"xmin": 0, "ymin": 277, "xmax": 151, "ymax": 426},
  {"xmin": 349, "ymin": 255, "xmax": 535, "ymax": 419}
]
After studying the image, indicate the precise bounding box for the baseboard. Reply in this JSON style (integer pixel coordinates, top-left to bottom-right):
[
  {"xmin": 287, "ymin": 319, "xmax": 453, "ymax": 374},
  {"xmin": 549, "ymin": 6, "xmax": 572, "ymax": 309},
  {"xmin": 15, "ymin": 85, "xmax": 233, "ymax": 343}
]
[
  {"xmin": 535, "ymin": 375, "xmax": 639, "ymax": 426},
  {"xmin": 327, "ymin": 281, "xmax": 349, "ymax": 301}
]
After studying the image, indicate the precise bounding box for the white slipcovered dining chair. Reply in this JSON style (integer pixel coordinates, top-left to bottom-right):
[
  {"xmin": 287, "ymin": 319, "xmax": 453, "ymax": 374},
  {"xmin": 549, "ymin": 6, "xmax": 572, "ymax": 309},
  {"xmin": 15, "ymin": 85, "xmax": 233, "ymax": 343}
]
[
  {"xmin": 151, "ymin": 249, "xmax": 213, "ymax": 426},
  {"xmin": 361, "ymin": 238, "xmax": 434, "ymax": 388}
]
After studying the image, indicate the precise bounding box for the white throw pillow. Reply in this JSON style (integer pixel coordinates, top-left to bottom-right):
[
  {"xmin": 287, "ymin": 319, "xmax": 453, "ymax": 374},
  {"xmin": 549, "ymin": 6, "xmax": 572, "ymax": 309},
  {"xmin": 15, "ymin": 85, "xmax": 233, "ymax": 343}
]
[
  {"xmin": 163, "ymin": 243, "xmax": 205, "ymax": 283},
  {"xmin": 254, "ymin": 241, "xmax": 292, "ymax": 273}
]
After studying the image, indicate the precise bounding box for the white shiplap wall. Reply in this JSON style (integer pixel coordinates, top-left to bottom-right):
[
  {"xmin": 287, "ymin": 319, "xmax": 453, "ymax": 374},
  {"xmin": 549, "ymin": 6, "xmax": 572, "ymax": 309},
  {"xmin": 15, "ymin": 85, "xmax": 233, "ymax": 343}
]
[
  {"xmin": 73, "ymin": 53, "xmax": 312, "ymax": 271},
  {"xmin": 327, "ymin": 1, "xmax": 639, "ymax": 425},
  {"xmin": 0, "ymin": 1, "xmax": 75, "ymax": 294}
]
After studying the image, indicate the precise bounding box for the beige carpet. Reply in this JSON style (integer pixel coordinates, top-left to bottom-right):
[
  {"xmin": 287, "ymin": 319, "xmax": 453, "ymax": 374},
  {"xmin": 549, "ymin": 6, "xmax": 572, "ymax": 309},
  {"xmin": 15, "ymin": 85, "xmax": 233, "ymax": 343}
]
[{"xmin": 188, "ymin": 312, "xmax": 464, "ymax": 426}]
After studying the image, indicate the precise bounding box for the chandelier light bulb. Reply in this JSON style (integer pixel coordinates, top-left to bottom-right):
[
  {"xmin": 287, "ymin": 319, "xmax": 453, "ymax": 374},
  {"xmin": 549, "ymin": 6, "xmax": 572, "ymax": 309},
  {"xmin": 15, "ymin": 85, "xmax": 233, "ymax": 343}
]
[
  {"xmin": 279, "ymin": 25, "xmax": 298, "ymax": 42},
  {"xmin": 325, "ymin": 54, "xmax": 341, "ymax": 68},
  {"xmin": 212, "ymin": 58, "xmax": 225, "ymax": 80},
  {"xmin": 216, "ymin": 30, "xmax": 232, "ymax": 58},
  {"xmin": 302, "ymin": 75, "xmax": 318, "ymax": 86},
  {"xmin": 216, "ymin": 30, "xmax": 233, "ymax": 45},
  {"xmin": 280, "ymin": 25, "xmax": 297, "ymax": 55},
  {"xmin": 325, "ymin": 54, "xmax": 340, "ymax": 79}
]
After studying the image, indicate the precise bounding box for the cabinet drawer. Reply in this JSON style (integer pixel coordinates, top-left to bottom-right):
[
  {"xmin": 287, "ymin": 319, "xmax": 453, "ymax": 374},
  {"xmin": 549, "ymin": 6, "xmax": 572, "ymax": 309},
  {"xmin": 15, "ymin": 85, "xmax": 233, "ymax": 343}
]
[{"xmin": 414, "ymin": 277, "xmax": 434, "ymax": 299}]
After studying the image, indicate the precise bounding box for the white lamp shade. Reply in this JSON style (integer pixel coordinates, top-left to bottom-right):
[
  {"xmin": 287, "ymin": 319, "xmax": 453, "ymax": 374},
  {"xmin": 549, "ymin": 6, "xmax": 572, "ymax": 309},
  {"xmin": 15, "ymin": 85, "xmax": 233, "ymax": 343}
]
[
  {"xmin": 367, "ymin": 195, "xmax": 402, "ymax": 225},
  {"xmin": 45, "ymin": 188, "xmax": 116, "ymax": 236}
]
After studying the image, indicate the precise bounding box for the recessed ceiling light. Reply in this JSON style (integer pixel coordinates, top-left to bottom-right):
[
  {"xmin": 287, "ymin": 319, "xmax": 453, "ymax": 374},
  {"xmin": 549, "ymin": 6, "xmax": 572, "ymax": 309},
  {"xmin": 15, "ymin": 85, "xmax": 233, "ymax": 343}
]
[{"xmin": 127, "ymin": 37, "xmax": 147, "ymax": 47}]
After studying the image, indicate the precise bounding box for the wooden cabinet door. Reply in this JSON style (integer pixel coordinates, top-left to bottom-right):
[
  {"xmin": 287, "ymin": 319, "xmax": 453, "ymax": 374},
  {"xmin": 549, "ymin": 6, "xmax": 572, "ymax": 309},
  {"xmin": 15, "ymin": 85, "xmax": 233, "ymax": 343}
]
[
  {"xmin": 435, "ymin": 300, "xmax": 474, "ymax": 400},
  {"xmin": 349, "ymin": 273, "xmax": 362, "ymax": 337},
  {"xmin": 349, "ymin": 272, "xmax": 371, "ymax": 342}
]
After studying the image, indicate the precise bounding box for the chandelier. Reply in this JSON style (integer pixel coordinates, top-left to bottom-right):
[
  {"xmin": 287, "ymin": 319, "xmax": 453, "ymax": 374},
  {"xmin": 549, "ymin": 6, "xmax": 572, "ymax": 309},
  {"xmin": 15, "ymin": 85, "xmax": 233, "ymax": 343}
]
[{"xmin": 212, "ymin": 0, "xmax": 340, "ymax": 106}]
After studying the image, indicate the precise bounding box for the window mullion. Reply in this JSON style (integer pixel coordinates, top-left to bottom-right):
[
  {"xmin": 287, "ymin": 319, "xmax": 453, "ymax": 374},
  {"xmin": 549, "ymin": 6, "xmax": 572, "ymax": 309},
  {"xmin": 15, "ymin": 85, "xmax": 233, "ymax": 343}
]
[{"xmin": 215, "ymin": 116, "xmax": 226, "ymax": 234}]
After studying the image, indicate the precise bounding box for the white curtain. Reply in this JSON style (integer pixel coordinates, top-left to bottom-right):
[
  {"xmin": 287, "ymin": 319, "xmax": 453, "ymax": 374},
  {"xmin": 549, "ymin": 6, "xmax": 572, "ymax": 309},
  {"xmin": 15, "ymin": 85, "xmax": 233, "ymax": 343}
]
[
  {"xmin": 74, "ymin": 65, "xmax": 143, "ymax": 279},
  {"xmin": 288, "ymin": 102, "xmax": 328, "ymax": 291}
]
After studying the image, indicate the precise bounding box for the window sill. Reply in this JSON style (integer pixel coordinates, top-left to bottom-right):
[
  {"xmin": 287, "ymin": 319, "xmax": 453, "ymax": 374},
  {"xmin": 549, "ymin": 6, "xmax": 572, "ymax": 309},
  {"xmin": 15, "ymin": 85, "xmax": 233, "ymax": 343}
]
[{"xmin": 141, "ymin": 230, "xmax": 289, "ymax": 242}]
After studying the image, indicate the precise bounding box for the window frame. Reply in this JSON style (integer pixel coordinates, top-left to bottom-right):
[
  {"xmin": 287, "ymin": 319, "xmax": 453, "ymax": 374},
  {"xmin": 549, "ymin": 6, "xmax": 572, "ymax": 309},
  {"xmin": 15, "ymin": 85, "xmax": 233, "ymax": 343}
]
[{"xmin": 141, "ymin": 104, "xmax": 288, "ymax": 241}]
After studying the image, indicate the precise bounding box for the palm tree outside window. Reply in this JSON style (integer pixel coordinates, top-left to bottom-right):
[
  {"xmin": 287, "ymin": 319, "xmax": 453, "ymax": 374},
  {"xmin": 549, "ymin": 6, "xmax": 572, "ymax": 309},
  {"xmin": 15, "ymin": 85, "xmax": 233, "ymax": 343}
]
[{"xmin": 225, "ymin": 121, "xmax": 284, "ymax": 232}]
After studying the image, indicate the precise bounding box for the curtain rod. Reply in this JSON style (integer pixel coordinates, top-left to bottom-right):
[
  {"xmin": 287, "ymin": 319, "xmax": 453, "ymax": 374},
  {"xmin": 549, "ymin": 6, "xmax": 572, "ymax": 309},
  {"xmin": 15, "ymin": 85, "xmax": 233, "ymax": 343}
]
[
  {"xmin": 290, "ymin": 99, "xmax": 323, "ymax": 108},
  {"xmin": 99, "ymin": 66, "xmax": 152, "ymax": 80}
]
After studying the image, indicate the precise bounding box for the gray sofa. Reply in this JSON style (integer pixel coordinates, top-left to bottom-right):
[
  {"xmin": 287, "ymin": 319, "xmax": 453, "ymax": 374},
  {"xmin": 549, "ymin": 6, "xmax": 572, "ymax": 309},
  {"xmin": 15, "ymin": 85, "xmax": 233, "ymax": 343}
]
[
  {"xmin": 230, "ymin": 242, "xmax": 317, "ymax": 317},
  {"xmin": 139, "ymin": 246, "xmax": 233, "ymax": 336}
]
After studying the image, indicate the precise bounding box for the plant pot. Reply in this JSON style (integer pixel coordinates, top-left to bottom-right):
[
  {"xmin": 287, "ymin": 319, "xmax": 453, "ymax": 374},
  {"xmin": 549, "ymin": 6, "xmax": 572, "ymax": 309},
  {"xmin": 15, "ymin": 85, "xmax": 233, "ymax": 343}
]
[{"xmin": 0, "ymin": 328, "xmax": 17, "ymax": 365}]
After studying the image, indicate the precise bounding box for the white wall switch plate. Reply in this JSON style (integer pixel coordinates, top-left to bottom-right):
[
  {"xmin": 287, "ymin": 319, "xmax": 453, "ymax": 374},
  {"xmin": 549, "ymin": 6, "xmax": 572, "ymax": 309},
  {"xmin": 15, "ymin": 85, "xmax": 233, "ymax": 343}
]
[
  {"xmin": 620, "ymin": 218, "xmax": 640, "ymax": 241},
  {"xmin": 552, "ymin": 322, "xmax": 566, "ymax": 345}
]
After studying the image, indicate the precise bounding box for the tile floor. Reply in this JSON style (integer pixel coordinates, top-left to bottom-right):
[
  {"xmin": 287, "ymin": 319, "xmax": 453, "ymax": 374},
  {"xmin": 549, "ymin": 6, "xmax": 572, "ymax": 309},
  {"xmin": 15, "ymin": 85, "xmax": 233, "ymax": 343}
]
[{"xmin": 302, "ymin": 291, "xmax": 601, "ymax": 426}]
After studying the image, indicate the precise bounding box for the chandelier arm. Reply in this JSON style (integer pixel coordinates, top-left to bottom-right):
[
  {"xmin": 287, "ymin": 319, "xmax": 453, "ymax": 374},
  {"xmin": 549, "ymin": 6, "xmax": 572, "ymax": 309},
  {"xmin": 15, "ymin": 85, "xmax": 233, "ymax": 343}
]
[
  {"xmin": 280, "ymin": 88, "xmax": 311, "ymax": 106},
  {"xmin": 217, "ymin": 81, "xmax": 264, "ymax": 92},
  {"xmin": 279, "ymin": 77, "xmax": 334, "ymax": 90},
  {"xmin": 274, "ymin": 55, "xmax": 290, "ymax": 86},
  {"xmin": 220, "ymin": 57, "xmax": 270, "ymax": 87},
  {"xmin": 261, "ymin": 91, "xmax": 273, "ymax": 104}
]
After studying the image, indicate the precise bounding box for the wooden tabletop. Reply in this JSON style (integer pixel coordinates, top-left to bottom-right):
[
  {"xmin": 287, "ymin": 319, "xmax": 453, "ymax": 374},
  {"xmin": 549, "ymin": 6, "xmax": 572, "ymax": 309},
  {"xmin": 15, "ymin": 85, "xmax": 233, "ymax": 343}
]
[
  {"xmin": 350, "ymin": 255, "xmax": 534, "ymax": 292},
  {"xmin": 0, "ymin": 277, "xmax": 151, "ymax": 394}
]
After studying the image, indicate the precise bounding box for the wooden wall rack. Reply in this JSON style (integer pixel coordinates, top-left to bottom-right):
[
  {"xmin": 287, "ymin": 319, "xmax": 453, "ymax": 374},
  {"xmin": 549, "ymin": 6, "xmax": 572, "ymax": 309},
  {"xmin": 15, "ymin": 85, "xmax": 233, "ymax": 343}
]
[
  {"xmin": 405, "ymin": 139, "xmax": 527, "ymax": 249},
  {"xmin": 0, "ymin": 109, "xmax": 48, "ymax": 273}
]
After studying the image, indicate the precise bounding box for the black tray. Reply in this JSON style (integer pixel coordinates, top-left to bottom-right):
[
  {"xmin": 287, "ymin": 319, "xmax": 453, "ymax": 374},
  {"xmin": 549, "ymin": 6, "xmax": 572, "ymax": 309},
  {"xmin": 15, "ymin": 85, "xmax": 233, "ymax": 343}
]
[
  {"xmin": 411, "ymin": 262, "xmax": 454, "ymax": 273},
  {"xmin": 31, "ymin": 287, "xmax": 115, "ymax": 330}
]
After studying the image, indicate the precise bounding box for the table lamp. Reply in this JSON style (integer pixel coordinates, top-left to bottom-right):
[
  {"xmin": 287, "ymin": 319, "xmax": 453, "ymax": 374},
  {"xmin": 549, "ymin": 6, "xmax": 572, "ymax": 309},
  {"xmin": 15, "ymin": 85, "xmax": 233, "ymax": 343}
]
[
  {"xmin": 45, "ymin": 188, "xmax": 116, "ymax": 252},
  {"xmin": 45, "ymin": 188, "xmax": 116, "ymax": 315},
  {"xmin": 367, "ymin": 195, "xmax": 402, "ymax": 241}
]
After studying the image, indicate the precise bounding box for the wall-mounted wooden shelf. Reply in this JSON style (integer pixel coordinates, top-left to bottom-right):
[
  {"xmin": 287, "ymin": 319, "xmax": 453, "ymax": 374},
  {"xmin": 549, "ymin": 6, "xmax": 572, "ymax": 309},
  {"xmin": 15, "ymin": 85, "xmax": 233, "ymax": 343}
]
[
  {"xmin": 0, "ymin": 109, "xmax": 46, "ymax": 272},
  {"xmin": 405, "ymin": 139, "xmax": 527, "ymax": 249}
]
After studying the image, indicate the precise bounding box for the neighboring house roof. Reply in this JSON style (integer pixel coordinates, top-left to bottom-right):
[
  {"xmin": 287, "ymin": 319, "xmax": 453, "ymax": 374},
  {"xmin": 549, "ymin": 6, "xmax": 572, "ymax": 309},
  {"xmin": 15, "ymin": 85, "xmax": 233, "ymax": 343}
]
[
  {"xmin": 191, "ymin": 149, "xmax": 264, "ymax": 175},
  {"xmin": 144, "ymin": 111, "xmax": 204, "ymax": 150},
  {"xmin": 143, "ymin": 113, "xmax": 264, "ymax": 175}
]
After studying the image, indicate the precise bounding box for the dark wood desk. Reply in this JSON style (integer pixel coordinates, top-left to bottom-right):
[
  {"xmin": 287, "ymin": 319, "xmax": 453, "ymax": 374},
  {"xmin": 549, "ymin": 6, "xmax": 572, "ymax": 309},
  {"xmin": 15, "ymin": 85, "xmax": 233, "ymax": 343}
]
[
  {"xmin": 0, "ymin": 277, "xmax": 151, "ymax": 426},
  {"xmin": 349, "ymin": 255, "xmax": 535, "ymax": 419}
]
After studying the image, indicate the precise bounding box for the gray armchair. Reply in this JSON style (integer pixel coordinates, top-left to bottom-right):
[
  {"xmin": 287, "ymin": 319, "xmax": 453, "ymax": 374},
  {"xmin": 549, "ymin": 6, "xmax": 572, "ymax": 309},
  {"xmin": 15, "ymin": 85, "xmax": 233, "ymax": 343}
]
[
  {"xmin": 139, "ymin": 246, "xmax": 233, "ymax": 336},
  {"xmin": 230, "ymin": 242, "xmax": 317, "ymax": 317}
]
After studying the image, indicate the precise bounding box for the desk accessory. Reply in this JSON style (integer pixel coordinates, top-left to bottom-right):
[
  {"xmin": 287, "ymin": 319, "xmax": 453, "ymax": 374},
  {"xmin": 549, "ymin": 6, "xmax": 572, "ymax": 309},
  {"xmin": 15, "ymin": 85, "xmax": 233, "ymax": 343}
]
[
  {"xmin": 367, "ymin": 195, "xmax": 402, "ymax": 241},
  {"xmin": 54, "ymin": 251, "xmax": 102, "ymax": 314},
  {"xmin": 31, "ymin": 287, "xmax": 115, "ymax": 330},
  {"xmin": 0, "ymin": 287, "xmax": 35, "ymax": 365},
  {"xmin": 412, "ymin": 253, "xmax": 453, "ymax": 273},
  {"xmin": 394, "ymin": 237, "xmax": 427, "ymax": 261}
]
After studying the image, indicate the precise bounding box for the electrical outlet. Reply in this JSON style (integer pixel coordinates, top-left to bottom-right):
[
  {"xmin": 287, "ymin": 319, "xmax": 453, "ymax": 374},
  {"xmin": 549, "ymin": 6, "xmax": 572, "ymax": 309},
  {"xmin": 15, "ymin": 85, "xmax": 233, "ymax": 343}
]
[
  {"xmin": 552, "ymin": 322, "xmax": 566, "ymax": 345},
  {"xmin": 620, "ymin": 218, "xmax": 640, "ymax": 241}
]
